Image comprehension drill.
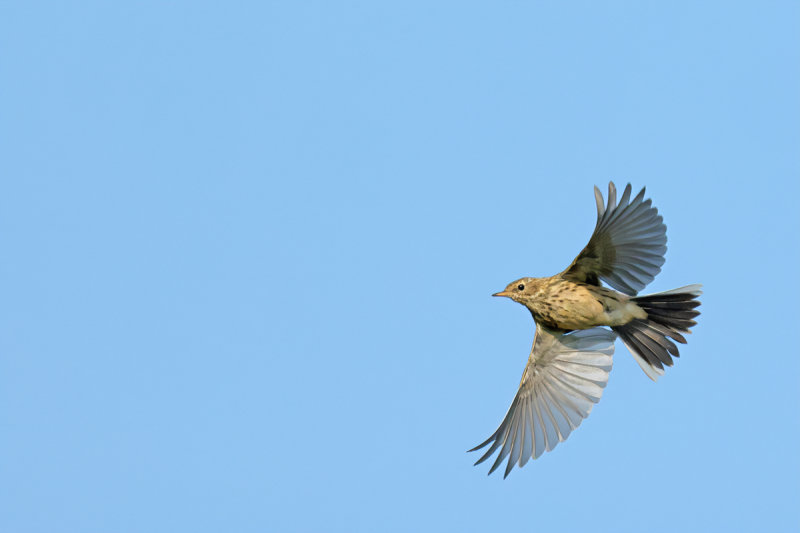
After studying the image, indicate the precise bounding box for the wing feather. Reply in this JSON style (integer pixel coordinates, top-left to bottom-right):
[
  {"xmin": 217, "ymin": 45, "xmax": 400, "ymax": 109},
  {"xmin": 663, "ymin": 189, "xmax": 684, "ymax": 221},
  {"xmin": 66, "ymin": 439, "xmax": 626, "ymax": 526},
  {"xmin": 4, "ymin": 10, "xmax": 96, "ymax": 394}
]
[
  {"xmin": 469, "ymin": 326, "xmax": 616, "ymax": 477},
  {"xmin": 561, "ymin": 182, "xmax": 667, "ymax": 295}
]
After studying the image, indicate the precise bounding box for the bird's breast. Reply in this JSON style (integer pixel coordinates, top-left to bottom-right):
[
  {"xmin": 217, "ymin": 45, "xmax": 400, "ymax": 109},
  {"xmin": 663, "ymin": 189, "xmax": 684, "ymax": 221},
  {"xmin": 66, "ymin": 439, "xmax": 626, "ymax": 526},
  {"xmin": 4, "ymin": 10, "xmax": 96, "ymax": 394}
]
[{"xmin": 525, "ymin": 280, "xmax": 612, "ymax": 330}]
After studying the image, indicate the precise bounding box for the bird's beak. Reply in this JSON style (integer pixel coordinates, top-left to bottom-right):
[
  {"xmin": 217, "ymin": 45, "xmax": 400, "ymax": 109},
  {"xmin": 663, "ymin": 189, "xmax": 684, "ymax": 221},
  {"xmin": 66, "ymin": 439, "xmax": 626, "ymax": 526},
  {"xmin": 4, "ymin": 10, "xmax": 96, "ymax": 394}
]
[{"xmin": 492, "ymin": 291, "xmax": 512, "ymax": 298}]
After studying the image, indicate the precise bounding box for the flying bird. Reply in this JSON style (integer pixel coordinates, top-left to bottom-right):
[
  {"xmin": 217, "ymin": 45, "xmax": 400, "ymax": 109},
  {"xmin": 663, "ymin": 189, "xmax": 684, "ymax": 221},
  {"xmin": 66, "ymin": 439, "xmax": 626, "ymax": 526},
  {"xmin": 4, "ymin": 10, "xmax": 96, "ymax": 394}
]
[{"xmin": 470, "ymin": 182, "xmax": 701, "ymax": 478}]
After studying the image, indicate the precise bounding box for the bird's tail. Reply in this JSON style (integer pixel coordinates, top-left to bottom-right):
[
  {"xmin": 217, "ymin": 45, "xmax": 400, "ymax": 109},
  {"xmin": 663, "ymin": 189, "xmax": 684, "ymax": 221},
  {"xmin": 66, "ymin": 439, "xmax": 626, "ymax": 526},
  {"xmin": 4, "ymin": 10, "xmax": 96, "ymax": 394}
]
[{"xmin": 612, "ymin": 284, "xmax": 702, "ymax": 381}]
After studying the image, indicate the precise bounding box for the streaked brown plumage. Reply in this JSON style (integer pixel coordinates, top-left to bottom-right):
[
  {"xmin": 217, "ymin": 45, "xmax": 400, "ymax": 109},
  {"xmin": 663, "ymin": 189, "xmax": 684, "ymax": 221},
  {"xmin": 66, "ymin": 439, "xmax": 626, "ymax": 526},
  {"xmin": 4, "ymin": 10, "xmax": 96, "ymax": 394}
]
[
  {"xmin": 470, "ymin": 182, "xmax": 701, "ymax": 478},
  {"xmin": 493, "ymin": 277, "xmax": 646, "ymax": 331}
]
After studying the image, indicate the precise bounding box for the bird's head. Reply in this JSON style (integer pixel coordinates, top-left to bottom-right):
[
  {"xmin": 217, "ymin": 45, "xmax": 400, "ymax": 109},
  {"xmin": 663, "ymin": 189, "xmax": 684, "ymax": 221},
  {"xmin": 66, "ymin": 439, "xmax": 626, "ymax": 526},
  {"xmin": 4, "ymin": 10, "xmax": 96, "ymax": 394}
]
[{"xmin": 493, "ymin": 277, "xmax": 535, "ymax": 303}]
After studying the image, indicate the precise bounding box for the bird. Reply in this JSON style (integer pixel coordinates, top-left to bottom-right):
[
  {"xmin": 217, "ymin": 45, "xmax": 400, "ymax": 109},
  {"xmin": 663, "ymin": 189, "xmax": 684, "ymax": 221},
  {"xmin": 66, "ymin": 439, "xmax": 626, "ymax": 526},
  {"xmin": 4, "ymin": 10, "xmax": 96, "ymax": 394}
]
[{"xmin": 469, "ymin": 182, "xmax": 701, "ymax": 478}]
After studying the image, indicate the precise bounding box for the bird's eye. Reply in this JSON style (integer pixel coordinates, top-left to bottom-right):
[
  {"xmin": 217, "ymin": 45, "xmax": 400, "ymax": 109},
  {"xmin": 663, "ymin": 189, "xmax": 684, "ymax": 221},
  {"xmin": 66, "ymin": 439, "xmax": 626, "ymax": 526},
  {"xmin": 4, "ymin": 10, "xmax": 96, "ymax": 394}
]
[{"xmin": 517, "ymin": 284, "xmax": 525, "ymax": 291}]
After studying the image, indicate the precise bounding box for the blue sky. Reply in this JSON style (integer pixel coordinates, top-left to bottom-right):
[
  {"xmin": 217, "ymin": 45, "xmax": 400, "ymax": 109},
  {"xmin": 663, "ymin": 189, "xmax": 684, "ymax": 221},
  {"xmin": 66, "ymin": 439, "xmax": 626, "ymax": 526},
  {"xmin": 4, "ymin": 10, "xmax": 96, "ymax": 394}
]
[{"xmin": 1, "ymin": 1, "xmax": 798, "ymax": 532}]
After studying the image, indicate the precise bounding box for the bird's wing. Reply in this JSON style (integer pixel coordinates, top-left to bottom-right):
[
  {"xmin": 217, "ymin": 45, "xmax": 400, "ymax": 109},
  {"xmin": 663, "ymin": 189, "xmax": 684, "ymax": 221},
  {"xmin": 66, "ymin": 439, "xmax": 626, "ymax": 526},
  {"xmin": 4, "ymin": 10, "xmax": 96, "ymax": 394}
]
[
  {"xmin": 469, "ymin": 325, "xmax": 616, "ymax": 478},
  {"xmin": 561, "ymin": 182, "xmax": 667, "ymax": 295}
]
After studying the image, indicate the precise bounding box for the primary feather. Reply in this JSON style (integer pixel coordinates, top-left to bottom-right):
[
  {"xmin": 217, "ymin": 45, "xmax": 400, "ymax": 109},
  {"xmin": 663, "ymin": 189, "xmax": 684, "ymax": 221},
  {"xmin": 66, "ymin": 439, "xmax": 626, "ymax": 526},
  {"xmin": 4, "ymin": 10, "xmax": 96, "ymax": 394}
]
[
  {"xmin": 562, "ymin": 183, "xmax": 667, "ymax": 295},
  {"xmin": 469, "ymin": 326, "xmax": 616, "ymax": 478}
]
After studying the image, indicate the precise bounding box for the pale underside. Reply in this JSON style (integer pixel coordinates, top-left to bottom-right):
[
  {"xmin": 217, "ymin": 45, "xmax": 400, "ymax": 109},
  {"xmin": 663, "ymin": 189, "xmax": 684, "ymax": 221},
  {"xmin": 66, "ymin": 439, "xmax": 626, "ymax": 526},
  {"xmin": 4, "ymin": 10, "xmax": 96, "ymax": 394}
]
[{"xmin": 470, "ymin": 326, "xmax": 616, "ymax": 478}]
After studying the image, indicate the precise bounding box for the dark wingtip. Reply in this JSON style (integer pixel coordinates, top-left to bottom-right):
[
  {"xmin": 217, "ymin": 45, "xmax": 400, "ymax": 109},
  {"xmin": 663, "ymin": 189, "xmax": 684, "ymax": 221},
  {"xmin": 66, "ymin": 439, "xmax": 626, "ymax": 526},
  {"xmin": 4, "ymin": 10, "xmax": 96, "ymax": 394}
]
[
  {"xmin": 473, "ymin": 452, "xmax": 490, "ymax": 466},
  {"xmin": 467, "ymin": 440, "xmax": 488, "ymax": 454}
]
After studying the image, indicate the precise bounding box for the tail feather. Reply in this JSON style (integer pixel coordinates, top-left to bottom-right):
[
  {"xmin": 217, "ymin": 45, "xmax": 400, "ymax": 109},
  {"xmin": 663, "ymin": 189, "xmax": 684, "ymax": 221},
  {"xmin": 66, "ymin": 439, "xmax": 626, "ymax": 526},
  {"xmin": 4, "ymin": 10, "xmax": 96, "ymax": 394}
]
[
  {"xmin": 644, "ymin": 308, "xmax": 699, "ymax": 321},
  {"xmin": 642, "ymin": 319, "xmax": 688, "ymax": 344},
  {"xmin": 628, "ymin": 320, "xmax": 677, "ymax": 362},
  {"xmin": 612, "ymin": 284, "xmax": 702, "ymax": 381}
]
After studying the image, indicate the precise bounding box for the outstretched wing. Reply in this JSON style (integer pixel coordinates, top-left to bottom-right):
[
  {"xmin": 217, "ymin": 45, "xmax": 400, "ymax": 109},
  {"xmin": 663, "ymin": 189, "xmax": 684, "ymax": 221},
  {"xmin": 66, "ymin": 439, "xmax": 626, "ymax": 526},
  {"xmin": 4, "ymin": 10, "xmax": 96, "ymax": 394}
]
[
  {"xmin": 561, "ymin": 182, "xmax": 667, "ymax": 295},
  {"xmin": 469, "ymin": 326, "xmax": 616, "ymax": 478}
]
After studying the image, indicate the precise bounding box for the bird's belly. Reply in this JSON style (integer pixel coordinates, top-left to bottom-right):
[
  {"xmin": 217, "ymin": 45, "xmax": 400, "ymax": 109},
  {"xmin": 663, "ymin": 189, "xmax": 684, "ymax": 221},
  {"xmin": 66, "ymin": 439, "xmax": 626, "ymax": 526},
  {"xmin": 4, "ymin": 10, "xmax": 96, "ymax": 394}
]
[{"xmin": 530, "ymin": 289, "xmax": 607, "ymax": 330}]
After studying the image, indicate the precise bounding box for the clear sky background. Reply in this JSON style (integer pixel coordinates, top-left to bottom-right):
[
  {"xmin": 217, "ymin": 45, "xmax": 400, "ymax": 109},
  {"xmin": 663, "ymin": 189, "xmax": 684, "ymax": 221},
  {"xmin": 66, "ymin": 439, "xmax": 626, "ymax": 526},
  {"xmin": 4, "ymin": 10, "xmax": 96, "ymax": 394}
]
[{"xmin": 1, "ymin": 1, "xmax": 799, "ymax": 532}]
